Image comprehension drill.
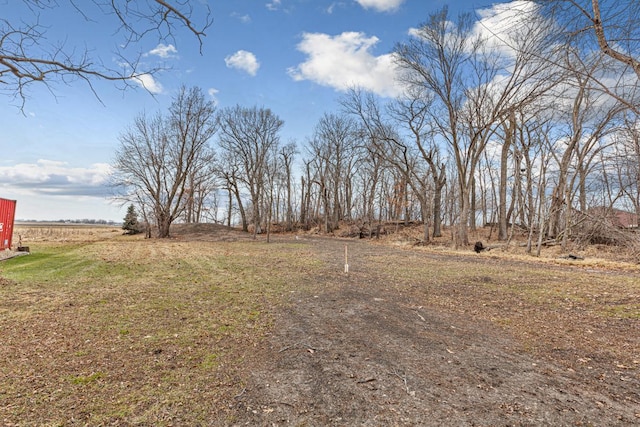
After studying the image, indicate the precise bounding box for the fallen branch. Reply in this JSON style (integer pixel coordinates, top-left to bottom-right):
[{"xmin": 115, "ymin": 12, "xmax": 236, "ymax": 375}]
[
  {"xmin": 390, "ymin": 369, "xmax": 412, "ymax": 395},
  {"xmin": 278, "ymin": 342, "xmax": 318, "ymax": 353},
  {"xmin": 560, "ymin": 254, "xmax": 584, "ymax": 261}
]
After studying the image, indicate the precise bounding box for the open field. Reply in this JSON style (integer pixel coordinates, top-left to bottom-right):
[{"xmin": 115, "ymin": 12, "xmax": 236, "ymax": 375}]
[{"xmin": 1, "ymin": 223, "xmax": 639, "ymax": 425}]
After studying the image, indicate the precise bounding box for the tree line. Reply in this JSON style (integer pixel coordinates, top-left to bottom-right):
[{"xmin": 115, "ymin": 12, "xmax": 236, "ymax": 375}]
[{"xmin": 111, "ymin": 3, "xmax": 640, "ymax": 251}]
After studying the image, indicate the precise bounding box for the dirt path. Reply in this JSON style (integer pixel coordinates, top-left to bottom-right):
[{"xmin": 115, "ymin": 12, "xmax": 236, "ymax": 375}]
[{"xmin": 229, "ymin": 237, "xmax": 639, "ymax": 426}]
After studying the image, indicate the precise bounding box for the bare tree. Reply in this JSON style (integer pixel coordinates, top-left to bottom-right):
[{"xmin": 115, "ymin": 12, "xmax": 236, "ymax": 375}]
[
  {"xmin": 216, "ymin": 152, "xmax": 248, "ymax": 231},
  {"xmin": 1, "ymin": 1, "xmax": 212, "ymax": 106},
  {"xmin": 518, "ymin": 112, "xmax": 554, "ymax": 245},
  {"xmin": 497, "ymin": 112, "xmax": 517, "ymax": 240},
  {"xmin": 343, "ymin": 87, "xmax": 446, "ymax": 241},
  {"xmin": 300, "ymin": 159, "xmax": 314, "ymax": 230},
  {"xmin": 615, "ymin": 116, "xmax": 640, "ymax": 219},
  {"xmin": 182, "ymin": 163, "xmax": 217, "ymax": 223},
  {"xmin": 279, "ymin": 142, "xmax": 298, "ymax": 232},
  {"xmin": 389, "ymin": 90, "xmax": 447, "ymax": 238},
  {"xmin": 395, "ymin": 6, "xmax": 554, "ymax": 245},
  {"xmin": 352, "ymin": 133, "xmax": 388, "ymax": 234},
  {"xmin": 547, "ymin": 52, "xmax": 627, "ymax": 242},
  {"xmin": 217, "ymin": 105, "xmax": 284, "ymax": 238},
  {"xmin": 305, "ymin": 113, "xmax": 359, "ymax": 233},
  {"xmin": 112, "ymin": 86, "xmax": 217, "ymax": 237}
]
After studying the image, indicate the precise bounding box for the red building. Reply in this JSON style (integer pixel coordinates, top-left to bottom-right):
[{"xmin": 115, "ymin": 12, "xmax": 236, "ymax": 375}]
[
  {"xmin": 589, "ymin": 206, "xmax": 639, "ymax": 229},
  {"xmin": 0, "ymin": 198, "xmax": 17, "ymax": 250}
]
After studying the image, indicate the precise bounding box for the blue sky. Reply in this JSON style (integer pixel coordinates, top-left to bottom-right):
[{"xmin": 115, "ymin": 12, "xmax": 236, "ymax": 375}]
[{"xmin": 0, "ymin": 0, "xmax": 504, "ymax": 222}]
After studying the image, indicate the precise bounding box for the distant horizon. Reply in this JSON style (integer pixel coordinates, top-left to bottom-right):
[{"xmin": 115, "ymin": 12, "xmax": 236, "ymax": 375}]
[{"xmin": 15, "ymin": 219, "xmax": 121, "ymax": 225}]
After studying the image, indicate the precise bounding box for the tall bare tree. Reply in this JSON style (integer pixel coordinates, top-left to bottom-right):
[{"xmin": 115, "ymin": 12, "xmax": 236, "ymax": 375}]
[
  {"xmin": 217, "ymin": 105, "xmax": 284, "ymax": 238},
  {"xmin": 395, "ymin": 6, "xmax": 554, "ymax": 245},
  {"xmin": 216, "ymin": 152, "xmax": 248, "ymax": 231},
  {"xmin": 279, "ymin": 142, "xmax": 298, "ymax": 232},
  {"xmin": 305, "ymin": 113, "xmax": 359, "ymax": 233},
  {"xmin": 343, "ymin": 87, "xmax": 446, "ymax": 241},
  {"xmin": 112, "ymin": 86, "xmax": 217, "ymax": 237},
  {"xmin": 547, "ymin": 52, "xmax": 627, "ymax": 241}
]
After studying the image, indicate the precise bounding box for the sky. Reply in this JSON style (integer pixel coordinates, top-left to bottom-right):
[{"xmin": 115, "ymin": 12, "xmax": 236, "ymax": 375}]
[{"xmin": 0, "ymin": 0, "xmax": 508, "ymax": 222}]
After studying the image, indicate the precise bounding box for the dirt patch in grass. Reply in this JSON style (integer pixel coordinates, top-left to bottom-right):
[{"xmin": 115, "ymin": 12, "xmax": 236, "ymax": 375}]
[
  {"xmin": 1, "ymin": 224, "xmax": 638, "ymax": 425},
  {"xmin": 228, "ymin": 236, "xmax": 639, "ymax": 426}
]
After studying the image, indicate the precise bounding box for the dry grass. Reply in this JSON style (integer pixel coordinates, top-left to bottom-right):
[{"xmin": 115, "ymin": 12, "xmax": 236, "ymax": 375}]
[
  {"xmin": 382, "ymin": 223, "xmax": 640, "ymax": 272},
  {"xmin": 0, "ymin": 227, "xmax": 318, "ymax": 425},
  {"xmin": 1, "ymin": 223, "xmax": 638, "ymax": 424},
  {"xmin": 13, "ymin": 223, "xmax": 122, "ymax": 243}
]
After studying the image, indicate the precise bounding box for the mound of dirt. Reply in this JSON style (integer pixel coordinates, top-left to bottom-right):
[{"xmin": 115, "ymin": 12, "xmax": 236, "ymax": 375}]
[{"xmin": 170, "ymin": 223, "xmax": 255, "ymax": 242}]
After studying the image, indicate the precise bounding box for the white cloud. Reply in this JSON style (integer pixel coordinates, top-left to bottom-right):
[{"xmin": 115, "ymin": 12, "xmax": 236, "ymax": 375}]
[
  {"xmin": 326, "ymin": 2, "xmax": 342, "ymax": 14},
  {"xmin": 232, "ymin": 12, "xmax": 251, "ymax": 23},
  {"xmin": 266, "ymin": 0, "xmax": 281, "ymax": 11},
  {"xmin": 132, "ymin": 73, "xmax": 164, "ymax": 94},
  {"xmin": 225, "ymin": 50, "xmax": 260, "ymax": 76},
  {"xmin": 473, "ymin": 1, "xmax": 539, "ymax": 58},
  {"xmin": 208, "ymin": 87, "xmax": 220, "ymax": 105},
  {"xmin": 146, "ymin": 43, "xmax": 178, "ymax": 58},
  {"xmin": 288, "ymin": 31, "xmax": 403, "ymax": 98},
  {"xmin": 355, "ymin": 0, "xmax": 404, "ymax": 12},
  {"xmin": 0, "ymin": 160, "xmax": 112, "ymax": 197}
]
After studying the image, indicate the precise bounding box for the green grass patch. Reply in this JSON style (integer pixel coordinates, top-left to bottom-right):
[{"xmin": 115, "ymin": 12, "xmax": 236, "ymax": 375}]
[
  {"xmin": 69, "ymin": 371, "xmax": 105, "ymax": 385},
  {"xmin": 599, "ymin": 304, "xmax": 640, "ymax": 319}
]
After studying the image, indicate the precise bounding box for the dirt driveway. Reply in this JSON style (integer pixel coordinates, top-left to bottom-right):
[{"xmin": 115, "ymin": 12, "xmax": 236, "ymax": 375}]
[{"xmin": 228, "ymin": 236, "xmax": 639, "ymax": 426}]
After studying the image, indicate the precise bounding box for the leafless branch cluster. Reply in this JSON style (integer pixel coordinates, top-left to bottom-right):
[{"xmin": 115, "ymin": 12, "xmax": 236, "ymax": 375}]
[
  {"xmin": 112, "ymin": 85, "xmax": 217, "ymax": 238},
  {"xmin": 0, "ymin": 0, "xmax": 211, "ymax": 107},
  {"xmin": 571, "ymin": 208, "xmax": 640, "ymax": 248},
  {"xmin": 528, "ymin": 0, "xmax": 640, "ymax": 112}
]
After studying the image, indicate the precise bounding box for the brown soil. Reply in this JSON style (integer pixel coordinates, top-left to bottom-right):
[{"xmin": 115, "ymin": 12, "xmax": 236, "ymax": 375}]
[{"xmin": 217, "ymin": 234, "xmax": 639, "ymax": 426}]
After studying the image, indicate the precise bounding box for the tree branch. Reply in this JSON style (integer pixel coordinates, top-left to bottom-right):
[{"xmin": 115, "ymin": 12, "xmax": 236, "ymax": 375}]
[
  {"xmin": 0, "ymin": 0, "xmax": 212, "ymax": 108},
  {"xmin": 590, "ymin": 0, "xmax": 640, "ymax": 80}
]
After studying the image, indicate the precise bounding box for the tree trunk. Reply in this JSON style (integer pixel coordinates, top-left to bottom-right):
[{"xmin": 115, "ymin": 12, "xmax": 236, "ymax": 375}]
[
  {"xmin": 286, "ymin": 169, "xmax": 293, "ymax": 232},
  {"xmin": 498, "ymin": 143, "xmax": 510, "ymax": 240},
  {"xmin": 227, "ymin": 186, "xmax": 233, "ymax": 227},
  {"xmin": 469, "ymin": 176, "xmax": 477, "ymax": 233},
  {"xmin": 157, "ymin": 213, "xmax": 171, "ymax": 238},
  {"xmin": 458, "ymin": 185, "xmax": 470, "ymax": 246},
  {"xmin": 432, "ymin": 164, "xmax": 446, "ymax": 238},
  {"xmin": 322, "ymin": 182, "xmax": 331, "ymax": 233},
  {"xmin": 234, "ymin": 187, "xmax": 248, "ymax": 232},
  {"xmin": 499, "ymin": 113, "xmax": 516, "ymax": 240},
  {"xmin": 300, "ymin": 176, "xmax": 308, "ymax": 229},
  {"xmin": 420, "ymin": 197, "xmax": 431, "ymax": 243}
]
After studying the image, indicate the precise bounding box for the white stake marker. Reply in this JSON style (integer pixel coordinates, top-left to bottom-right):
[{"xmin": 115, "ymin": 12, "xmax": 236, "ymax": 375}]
[{"xmin": 344, "ymin": 244, "xmax": 349, "ymax": 273}]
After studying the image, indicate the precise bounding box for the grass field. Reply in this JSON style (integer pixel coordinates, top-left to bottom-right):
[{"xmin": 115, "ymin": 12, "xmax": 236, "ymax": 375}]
[
  {"xmin": 1, "ymin": 224, "xmax": 638, "ymax": 425},
  {"xmin": 1, "ymin": 226, "xmax": 320, "ymax": 424}
]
